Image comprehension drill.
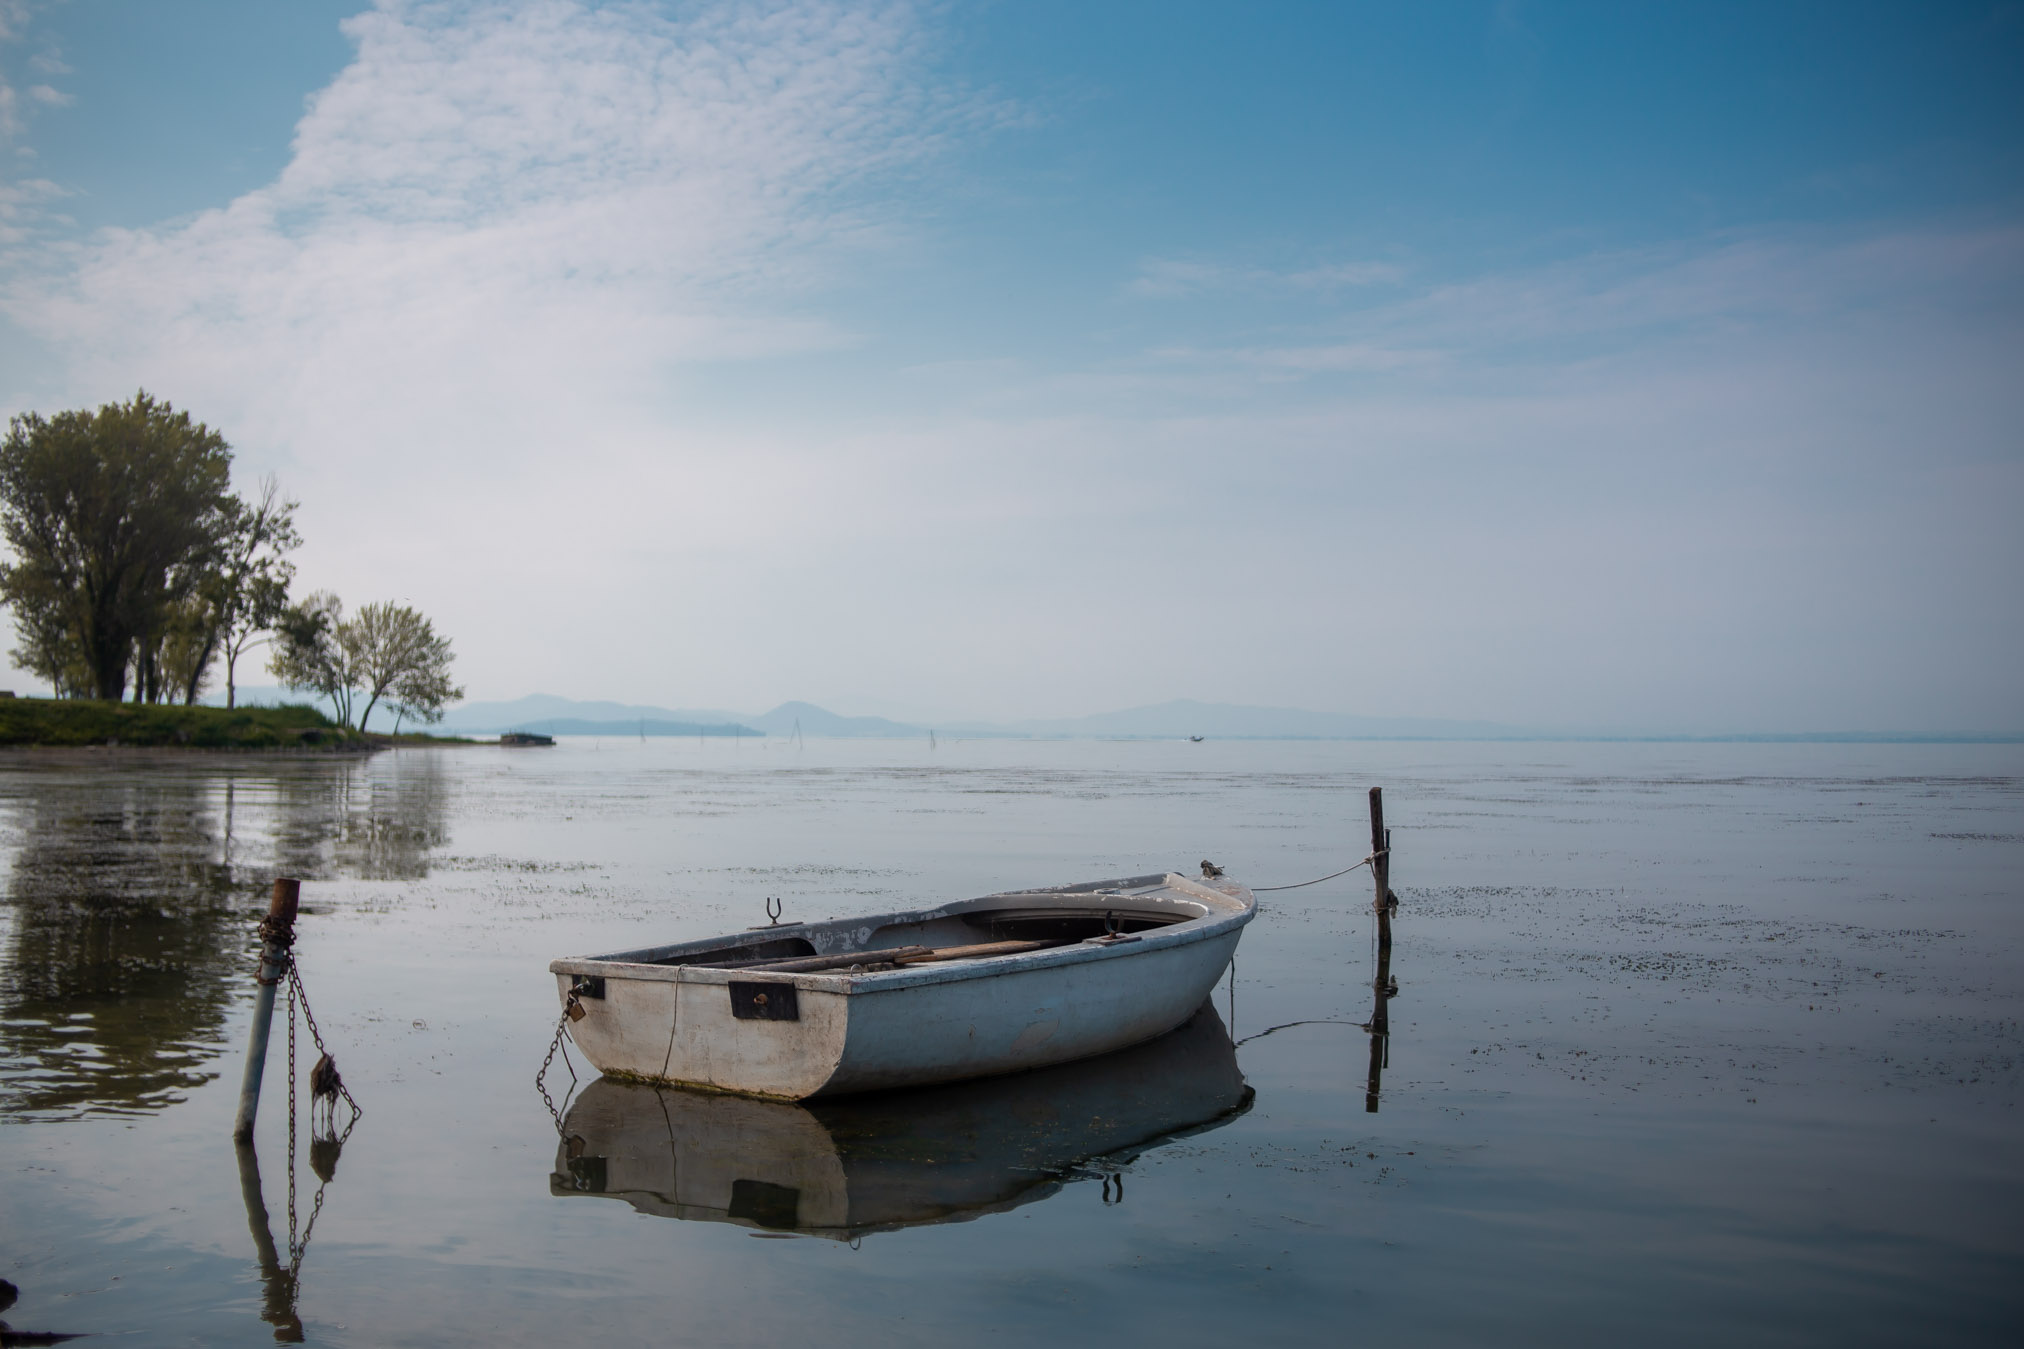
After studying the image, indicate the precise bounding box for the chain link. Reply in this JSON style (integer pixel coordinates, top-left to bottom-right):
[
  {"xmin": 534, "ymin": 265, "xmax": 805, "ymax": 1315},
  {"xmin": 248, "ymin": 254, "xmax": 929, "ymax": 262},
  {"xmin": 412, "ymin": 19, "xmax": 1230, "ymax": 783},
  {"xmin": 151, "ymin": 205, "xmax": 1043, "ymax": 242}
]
[
  {"xmin": 536, "ymin": 998, "xmax": 581, "ymax": 1137},
  {"xmin": 273, "ymin": 947, "xmax": 362, "ymax": 1285},
  {"xmin": 286, "ymin": 972, "xmax": 298, "ymax": 1255}
]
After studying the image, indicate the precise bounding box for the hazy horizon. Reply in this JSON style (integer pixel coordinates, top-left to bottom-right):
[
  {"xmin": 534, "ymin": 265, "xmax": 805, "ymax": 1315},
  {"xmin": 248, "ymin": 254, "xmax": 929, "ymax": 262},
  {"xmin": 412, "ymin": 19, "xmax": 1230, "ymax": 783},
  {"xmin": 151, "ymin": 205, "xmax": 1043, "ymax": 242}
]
[{"xmin": 2, "ymin": 3, "xmax": 2018, "ymax": 733}]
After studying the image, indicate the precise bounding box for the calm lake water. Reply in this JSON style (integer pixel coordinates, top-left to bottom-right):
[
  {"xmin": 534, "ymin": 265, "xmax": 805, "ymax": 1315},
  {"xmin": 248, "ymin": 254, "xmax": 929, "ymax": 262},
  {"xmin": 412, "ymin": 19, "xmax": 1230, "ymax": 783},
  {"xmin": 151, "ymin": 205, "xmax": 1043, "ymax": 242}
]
[{"xmin": 1, "ymin": 738, "xmax": 2019, "ymax": 1346}]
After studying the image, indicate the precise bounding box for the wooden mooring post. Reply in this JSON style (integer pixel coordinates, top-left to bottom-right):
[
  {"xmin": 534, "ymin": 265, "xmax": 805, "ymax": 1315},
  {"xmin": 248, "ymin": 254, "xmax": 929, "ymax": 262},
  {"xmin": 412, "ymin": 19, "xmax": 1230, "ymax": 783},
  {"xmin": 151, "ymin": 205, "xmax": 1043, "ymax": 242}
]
[
  {"xmin": 1370, "ymin": 786, "xmax": 1394, "ymax": 951},
  {"xmin": 233, "ymin": 878, "xmax": 300, "ymax": 1143},
  {"xmin": 1366, "ymin": 788, "xmax": 1398, "ymax": 1112}
]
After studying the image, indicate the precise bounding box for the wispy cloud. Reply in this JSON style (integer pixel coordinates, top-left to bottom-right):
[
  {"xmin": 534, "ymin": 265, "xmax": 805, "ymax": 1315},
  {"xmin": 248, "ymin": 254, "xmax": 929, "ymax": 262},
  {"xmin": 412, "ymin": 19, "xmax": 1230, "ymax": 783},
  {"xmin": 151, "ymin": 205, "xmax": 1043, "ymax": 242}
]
[
  {"xmin": 1129, "ymin": 255, "xmax": 1403, "ymax": 298},
  {"xmin": 0, "ymin": 173, "xmax": 63, "ymax": 243},
  {"xmin": 1132, "ymin": 224, "xmax": 2024, "ymax": 392},
  {"xmin": 0, "ymin": 0, "xmax": 65, "ymax": 229},
  {"xmin": 9, "ymin": 1, "xmax": 972, "ymax": 374}
]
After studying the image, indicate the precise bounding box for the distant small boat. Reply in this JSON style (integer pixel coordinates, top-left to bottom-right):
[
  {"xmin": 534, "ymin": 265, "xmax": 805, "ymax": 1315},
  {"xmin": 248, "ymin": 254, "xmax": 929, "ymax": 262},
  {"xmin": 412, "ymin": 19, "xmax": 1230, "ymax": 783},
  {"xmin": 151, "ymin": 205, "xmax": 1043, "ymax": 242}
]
[
  {"xmin": 500, "ymin": 732, "xmax": 556, "ymax": 747},
  {"xmin": 1188, "ymin": 735, "xmax": 1205, "ymax": 742},
  {"xmin": 548, "ymin": 871, "xmax": 1255, "ymax": 1099},
  {"xmin": 550, "ymin": 1002, "xmax": 1250, "ymax": 1239}
]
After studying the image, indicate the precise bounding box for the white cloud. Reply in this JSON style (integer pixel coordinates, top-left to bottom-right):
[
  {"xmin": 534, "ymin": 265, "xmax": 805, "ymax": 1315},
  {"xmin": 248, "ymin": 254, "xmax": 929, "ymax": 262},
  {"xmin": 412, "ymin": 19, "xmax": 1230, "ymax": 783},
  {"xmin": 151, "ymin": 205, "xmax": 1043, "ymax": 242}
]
[
  {"xmin": 2, "ymin": 0, "xmax": 981, "ymax": 485},
  {"xmin": 0, "ymin": 0, "xmax": 64, "ymax": 235},
  {"xmin": 11, "ymin": 0, "xmax": 962, "ymax": 381},
  {"xmin": 0, "ymin": 172, "xmax": 61, "ymax": 243},
  {"xmin": 1134, "ymin": 224, "xmax": 2024, "ymax": 394},
  {"xmin": 1128, "ymin": 255, "xmax": 1403, "ymax": 298}
]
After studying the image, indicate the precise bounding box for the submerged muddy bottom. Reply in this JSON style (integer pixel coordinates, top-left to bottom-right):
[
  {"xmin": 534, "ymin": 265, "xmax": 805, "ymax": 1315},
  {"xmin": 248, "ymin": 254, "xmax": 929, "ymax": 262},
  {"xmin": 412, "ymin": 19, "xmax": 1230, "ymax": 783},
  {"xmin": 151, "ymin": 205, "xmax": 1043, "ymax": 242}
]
[{"xmin": 0, "ymin": 739, "xmax": 2019, "ymax": 1346}]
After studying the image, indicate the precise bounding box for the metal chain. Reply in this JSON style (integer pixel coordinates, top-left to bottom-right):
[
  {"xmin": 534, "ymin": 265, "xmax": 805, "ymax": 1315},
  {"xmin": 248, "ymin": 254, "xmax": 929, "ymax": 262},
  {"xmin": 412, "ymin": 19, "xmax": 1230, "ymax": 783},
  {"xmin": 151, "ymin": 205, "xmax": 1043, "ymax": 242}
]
[
  {"xmin": 536, "ymin": 999, "xmax": 581, "ymax": 1137},
  {"xmin": 275, "ymin": 947, "xmax": 361, "ymax": 1284},
  {"xmin": 286, "ymin": 972, "xmax": 298, "ymax": 1255},
  {"xmin": 286, "ymin": 954, "xmax": 362, "ymax": 1138}
]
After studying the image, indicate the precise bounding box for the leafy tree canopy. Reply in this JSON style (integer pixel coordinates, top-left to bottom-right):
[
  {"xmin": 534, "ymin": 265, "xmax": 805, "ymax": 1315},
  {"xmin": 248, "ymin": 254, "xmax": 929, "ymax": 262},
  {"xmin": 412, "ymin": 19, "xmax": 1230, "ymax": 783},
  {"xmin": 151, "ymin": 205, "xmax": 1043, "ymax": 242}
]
[
  {"xmin": 0, "ymin": 391, "xmax": 287, "ymax": 704},
  {"xmin": 270, "ymin": 595, "xmax": 464, "ymax": 732}
]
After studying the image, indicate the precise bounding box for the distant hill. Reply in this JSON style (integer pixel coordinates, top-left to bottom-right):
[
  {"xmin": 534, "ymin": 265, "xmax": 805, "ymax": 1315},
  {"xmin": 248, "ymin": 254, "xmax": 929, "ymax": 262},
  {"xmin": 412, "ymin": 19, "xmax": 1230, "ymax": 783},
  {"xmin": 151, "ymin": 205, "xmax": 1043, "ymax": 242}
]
[
  {"xmin": 747, "ymin": 701, "xmax": 923, "ymax": 738},
  {"xmin": 216, "ymin": 689, "xmax": 2021, "ymax": 743},
  {"xmin": 434, "ymin": 694, "xmax": 752, "ymax": 735},
  {"xmin": 491, "ymin": 718, "xmax": 759, "ymax": 738},
  {"xmin": 963, "ymin": 699, "xmax": 1531, "ymax": 740}
]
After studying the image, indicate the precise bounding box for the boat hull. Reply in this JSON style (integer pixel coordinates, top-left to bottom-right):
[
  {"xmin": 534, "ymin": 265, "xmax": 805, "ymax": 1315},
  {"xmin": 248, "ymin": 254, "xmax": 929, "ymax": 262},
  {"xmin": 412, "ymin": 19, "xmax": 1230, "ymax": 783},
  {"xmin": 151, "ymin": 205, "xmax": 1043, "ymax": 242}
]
[
  {"xmin": 551, "ymin": 1002, "xmax": 1252, "ymax": 1239},
  {"xmin": 549, "ymin": 872, "xmax": 1254, "ymax": 1099}
]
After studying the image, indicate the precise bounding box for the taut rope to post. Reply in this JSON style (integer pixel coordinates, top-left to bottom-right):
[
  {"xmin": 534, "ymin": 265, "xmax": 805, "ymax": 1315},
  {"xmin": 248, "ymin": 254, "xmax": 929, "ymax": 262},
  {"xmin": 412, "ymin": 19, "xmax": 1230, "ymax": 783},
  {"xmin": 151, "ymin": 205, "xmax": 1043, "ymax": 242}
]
[{"xmin": 1252, "ymin": 849, "xmax": 1386, "ymax": 892}]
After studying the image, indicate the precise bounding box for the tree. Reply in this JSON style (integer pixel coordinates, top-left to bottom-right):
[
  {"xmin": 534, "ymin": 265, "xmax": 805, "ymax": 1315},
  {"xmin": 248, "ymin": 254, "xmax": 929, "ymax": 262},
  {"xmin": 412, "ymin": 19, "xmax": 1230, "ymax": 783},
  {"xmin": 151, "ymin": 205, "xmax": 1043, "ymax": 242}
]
[
  {"xmin": 155, "ymin": 595, "xmax": 220, "ymax": 706},
  {"xmin": 196, "ymin": 477, "xmax": 300, "ymax": 707},
  {"xmin": 269, "ymin": 594, "xmax": 463, "ymax": 732},
  {"xmin": 269, "ymin": 591, "xmax": 355, "ymax": 726},
  {"xmin": 386, "ymin": 662, "xmax": 460, "ymax": 735},
  {"xmin": 5, "ymin": 578, "xmax": 92, "ymax": 697},
  {"xmin": 0, "ymin": 392, "xmax": 235, "ymax": 701},
  {"xmin": 345, "ymin": 602, "xmax": 462, "ymax": 733}
]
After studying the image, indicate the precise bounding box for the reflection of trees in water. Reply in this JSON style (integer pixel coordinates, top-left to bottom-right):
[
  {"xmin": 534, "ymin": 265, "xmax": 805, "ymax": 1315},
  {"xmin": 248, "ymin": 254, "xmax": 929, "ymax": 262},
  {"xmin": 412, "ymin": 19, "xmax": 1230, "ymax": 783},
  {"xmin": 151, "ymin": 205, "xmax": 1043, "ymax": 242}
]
[
  {"xmin": 269, "ymin": 753, "xmax": 451, "ymax": 883},
  {"xmin": 0, "ymin": 753, "xmax": 453, "ymax": 1120}
]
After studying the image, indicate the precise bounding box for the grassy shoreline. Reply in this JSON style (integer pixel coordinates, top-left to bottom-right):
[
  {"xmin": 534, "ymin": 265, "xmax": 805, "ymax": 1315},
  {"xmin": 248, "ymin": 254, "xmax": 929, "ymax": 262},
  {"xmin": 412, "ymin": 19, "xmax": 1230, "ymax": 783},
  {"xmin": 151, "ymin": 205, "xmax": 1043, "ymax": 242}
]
[{"xmin": 0, "ymin": 695, "xmax": 476, "ymax": 750}]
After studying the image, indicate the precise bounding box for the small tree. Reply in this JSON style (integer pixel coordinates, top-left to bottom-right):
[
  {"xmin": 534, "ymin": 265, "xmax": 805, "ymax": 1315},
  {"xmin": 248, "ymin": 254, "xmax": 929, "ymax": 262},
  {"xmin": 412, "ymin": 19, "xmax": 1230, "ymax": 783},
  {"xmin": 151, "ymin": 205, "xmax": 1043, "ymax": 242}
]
[
  {"xmin": 202, "ymin": 478, "xmax": 301, "ymax": 707},
  {"xmin": 6, "ymin": 576, "xmax": 92, "ymax": 697},
  {"xmin": 387, "ymin": 658, "xmax": 462, "ymax": 736},
  {"xmin": 269, "ymin": 594, "xmax": 462, "ymax": 732},
  {"xmin": 269, "ymin": 591, "xmax": 355, "ymax": 726},
  {"xmin": 156, "ymin": 595, "xmax": 219, "ymax": 705},
  {"xmin": 346, "ymin": 602, "xmax": 462, "ymax": 733}
]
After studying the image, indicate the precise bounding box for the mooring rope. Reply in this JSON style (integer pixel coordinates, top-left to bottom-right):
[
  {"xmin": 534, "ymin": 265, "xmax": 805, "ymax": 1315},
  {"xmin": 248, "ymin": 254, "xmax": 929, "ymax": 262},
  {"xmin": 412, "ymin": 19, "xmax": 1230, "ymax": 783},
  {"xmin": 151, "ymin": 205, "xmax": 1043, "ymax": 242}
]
[
  {"xmin": 1252, "ymin": 849, "xmax": 1386, "ymax": 892},
  {"xmin": 1232, "ymin": 1017, "xmax": 1371, "ymax": 1048}
]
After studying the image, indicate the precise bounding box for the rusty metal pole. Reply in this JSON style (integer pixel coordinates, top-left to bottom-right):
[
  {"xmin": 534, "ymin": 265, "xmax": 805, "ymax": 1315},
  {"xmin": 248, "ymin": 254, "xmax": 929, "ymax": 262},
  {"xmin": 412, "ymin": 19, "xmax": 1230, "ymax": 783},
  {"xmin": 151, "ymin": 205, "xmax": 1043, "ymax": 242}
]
[{"xmin": 233, "ymin": 879, "xmax": 300, "ymax": 1142}]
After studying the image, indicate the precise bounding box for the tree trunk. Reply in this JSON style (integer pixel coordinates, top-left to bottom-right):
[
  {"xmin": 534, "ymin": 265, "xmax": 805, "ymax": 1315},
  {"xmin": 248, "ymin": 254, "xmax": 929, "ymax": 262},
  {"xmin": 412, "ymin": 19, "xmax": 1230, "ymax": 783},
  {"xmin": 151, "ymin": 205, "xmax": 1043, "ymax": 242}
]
[
  {"xmin": 182, "ymin": 627, "xmax": 220, "ymax": 706},
  {"xmin": 92, "ymin": 634, "xmax": 128, "ymax": 703}
]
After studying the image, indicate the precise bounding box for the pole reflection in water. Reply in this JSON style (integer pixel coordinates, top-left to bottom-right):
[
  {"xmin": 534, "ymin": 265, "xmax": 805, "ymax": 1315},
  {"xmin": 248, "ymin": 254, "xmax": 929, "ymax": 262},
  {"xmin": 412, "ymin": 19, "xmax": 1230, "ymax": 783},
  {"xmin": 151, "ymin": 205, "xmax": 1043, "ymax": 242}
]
[
  {"xmin": 234, "ymin": 1139, "xmax": 304, "ymax": 1344},
  {"xmin": 550, "ymin": 1003, "xmax": 1251, "ymax": 1240},
  {"xmin": 233, "ymin": 1121, "xmax": 350, "ymax": 1342},
  {"xmin": 1365, "ymin": 931, "xmax": 1398, "ymax": 1113}
]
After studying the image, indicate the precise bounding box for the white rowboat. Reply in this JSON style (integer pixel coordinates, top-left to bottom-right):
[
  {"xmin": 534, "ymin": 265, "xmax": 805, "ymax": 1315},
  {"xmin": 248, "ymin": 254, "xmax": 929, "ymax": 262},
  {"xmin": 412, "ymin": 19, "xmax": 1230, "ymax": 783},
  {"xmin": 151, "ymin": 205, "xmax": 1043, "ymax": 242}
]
[{"xmin": 548, "ymin": 870, "xmax": 1256, "ymax": 1099}]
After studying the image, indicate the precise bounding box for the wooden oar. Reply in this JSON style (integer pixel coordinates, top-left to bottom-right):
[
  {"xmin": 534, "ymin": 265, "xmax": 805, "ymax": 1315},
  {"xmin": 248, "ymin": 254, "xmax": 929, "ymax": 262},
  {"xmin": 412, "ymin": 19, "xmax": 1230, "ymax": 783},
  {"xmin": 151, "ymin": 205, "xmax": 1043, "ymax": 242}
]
[
  {"xmin": 719, "ymin": 945, "xmax": 934, "ymax": 973},
  {"xmin": 894, "ymin": 939, "xmax": 1058, "ymax": 964}
]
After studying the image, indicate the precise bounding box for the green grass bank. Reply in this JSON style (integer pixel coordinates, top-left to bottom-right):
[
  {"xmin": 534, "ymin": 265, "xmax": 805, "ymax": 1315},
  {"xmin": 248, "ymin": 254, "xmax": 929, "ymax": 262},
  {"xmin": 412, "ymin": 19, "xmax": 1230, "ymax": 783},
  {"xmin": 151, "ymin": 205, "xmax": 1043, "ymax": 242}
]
[{"xmin": 0, "ymin": 695, "xmax": 384, "ymax": 749}]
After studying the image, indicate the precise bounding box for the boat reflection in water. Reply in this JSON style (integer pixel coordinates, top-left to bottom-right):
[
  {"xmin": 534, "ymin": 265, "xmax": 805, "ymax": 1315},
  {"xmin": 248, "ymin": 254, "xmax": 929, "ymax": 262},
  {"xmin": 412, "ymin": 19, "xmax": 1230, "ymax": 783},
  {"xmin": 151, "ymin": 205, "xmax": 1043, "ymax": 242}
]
[{"xmin": 550, "ymin": 1002, "xmax": 1250, "ymax": 1239}]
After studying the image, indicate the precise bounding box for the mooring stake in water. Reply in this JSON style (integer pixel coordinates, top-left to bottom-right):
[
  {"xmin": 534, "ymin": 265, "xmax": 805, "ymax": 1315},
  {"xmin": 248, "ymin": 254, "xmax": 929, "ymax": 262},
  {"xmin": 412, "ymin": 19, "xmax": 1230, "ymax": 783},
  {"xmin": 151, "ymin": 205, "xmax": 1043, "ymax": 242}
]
[
  {"xmin": 234, "ymin": 878, "xmax": 300, "ymax": 1142},
  {"xmin": 1366, "ymin": 788, "xmax": 1399, "ymax": 1112}
]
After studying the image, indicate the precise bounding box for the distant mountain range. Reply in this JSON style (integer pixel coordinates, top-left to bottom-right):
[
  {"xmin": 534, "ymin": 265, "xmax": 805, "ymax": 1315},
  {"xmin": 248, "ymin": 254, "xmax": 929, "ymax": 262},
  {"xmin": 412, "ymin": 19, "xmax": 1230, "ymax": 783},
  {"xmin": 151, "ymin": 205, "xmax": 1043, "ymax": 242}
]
[
  {"xmin": 426, "ymin": 694, "xmax": 1527, "ymax": 739},
  {"xmin": 968, "ymin": 700, "xmax": 1528, "ymax": 740},
  {"xmin": 214, "ymin": 687, "xmax": 2020, "ymax": 742}
]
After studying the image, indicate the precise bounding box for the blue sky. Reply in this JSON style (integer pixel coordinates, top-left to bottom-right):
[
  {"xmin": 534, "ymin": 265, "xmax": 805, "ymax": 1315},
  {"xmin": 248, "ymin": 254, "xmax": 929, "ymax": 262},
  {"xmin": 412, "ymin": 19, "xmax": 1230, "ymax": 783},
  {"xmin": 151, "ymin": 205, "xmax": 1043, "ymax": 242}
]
[{"xmin": 1, "ymin": 1, "xmax": 2020, "ymax": 730}]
